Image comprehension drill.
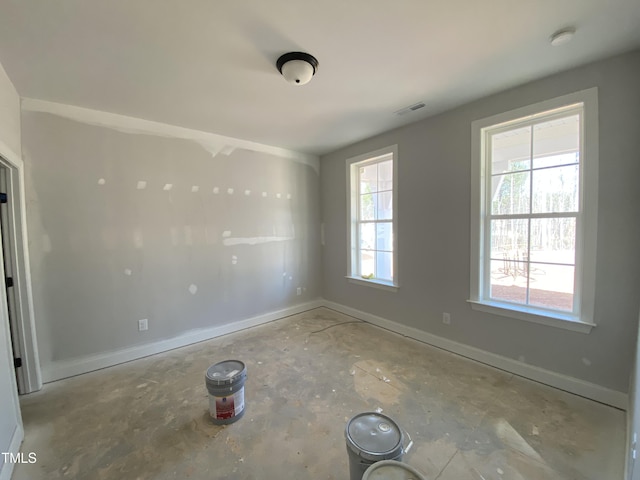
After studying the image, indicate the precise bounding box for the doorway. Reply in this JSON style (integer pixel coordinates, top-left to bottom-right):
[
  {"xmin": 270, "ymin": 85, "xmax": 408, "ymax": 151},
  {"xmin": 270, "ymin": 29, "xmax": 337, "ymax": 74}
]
[
  {"xmin": 1, "ymin": 165, "xmax": 22, "ymax": 392},
  {"xmin": 0, "ymin": 156, "xmax": 41, "ymax": 394}
]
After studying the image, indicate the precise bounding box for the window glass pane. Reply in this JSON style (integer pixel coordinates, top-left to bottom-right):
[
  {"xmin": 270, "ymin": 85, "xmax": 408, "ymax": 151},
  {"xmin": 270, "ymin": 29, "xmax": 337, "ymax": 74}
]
[
  {"xmin": 534, "ymin": 152, "xmax": 579, "ymax": 169},
  {"xmin": 360, "ymin": 164, "xmax": 378, "ymax": 193},
  {"xmin": 491, "ymin": 172, "xmax": 530, "ymax": 215},
  {"xmin": 530, "ymin": 218, "xmax": 576, "ymax": 265},
  {"xmin": 529, "ymin": 264, "xmax": 574, "ymax": 311},
  {"xmin": 489, "ymin": 260, "xmax": 527, "ymax": 304},
  {"xmin": 490, "ymin": 219, "xmax": 529, "ymax": 260},
  {"xmin": 377, "ymin": 191, "xmax": 393, "ymax": 220},
  {"xmin": 532, "ymin": 165, "xmax": 579, "ymax": 213},
  {"xmin": 360, "ymin": 250, "xmax": 374, "ymax": 277},
  {"xmin": 376, "ymin": 222, "xmax": 393, "ymax": 251},
  {"xmin": 491, "ymin": 126, "xmax": 531, "ymax": 174},
  {"xmin": 360, "ymin": 223, "xmax": 375, "ymax": 251},
  {"xmin": 533, "ymin": 114, "xmax": 579, "ymax": 169},
  {"xmin": 360, "ymin": 193, "xmax": 375, "ymax": 220},
  {"xmin": 376, "ymin": 251, "xmax": 393, "ymax": 281},
  {"xmin": 378, "ymin": 160, "xmax": 393, "ymax": 191}
]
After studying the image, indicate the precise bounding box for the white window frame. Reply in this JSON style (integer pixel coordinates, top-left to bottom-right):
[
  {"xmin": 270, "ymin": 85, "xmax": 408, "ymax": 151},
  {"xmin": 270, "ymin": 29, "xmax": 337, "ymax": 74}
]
[
  {"xmin": 346, "ymin": 145, "xmax": 399, "ymax": 292},
  {"xmin": 469, "ymin": 88, "xmax": 598, "ymax": 334}
]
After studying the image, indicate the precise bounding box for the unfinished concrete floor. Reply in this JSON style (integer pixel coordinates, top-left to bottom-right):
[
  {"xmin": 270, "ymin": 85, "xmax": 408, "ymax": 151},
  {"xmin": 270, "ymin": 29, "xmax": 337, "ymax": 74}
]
[{"xmin": 14, "ymin": 308, "xmax": 625, "ymax": 479}]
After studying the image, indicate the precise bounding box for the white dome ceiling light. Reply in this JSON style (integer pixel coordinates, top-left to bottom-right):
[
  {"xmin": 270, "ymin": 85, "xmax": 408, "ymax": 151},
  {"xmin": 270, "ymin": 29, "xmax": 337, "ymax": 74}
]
[
  {"xmin": 550, "ymin": 27, "xmax": 576, "ymax": 46},
  {"xmin": 276, "ymin": 52, "xmax": 319, "ymax": 86}
]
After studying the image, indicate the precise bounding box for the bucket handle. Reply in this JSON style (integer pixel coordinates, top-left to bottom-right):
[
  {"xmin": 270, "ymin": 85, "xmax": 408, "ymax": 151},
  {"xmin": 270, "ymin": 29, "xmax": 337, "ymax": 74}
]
[{"xmin": 403, "ymin": 430, "xmax": 414, "ymax": 455}]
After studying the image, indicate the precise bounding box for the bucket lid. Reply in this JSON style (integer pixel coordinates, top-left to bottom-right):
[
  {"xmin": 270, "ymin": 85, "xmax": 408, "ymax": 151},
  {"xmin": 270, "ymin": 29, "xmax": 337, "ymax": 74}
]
[
  {"xmin": 345, "ymin": 412, "xmax": 403, "ymax": 462},
  {"xmin": 205, "ymin": 360, "xmax": 246, "ymax": 386},
  {"xmin": 362, "ymin": 460, "xmax": 426, "ymax": 480}
]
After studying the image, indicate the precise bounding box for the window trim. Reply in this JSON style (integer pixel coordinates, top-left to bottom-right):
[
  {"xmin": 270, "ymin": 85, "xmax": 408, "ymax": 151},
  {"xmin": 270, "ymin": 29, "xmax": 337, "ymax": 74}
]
[
  {"xmin": 346, "ymin": 145, "xmax": 399, "ymax": 290},
  {"xmin": 470, "ymin": 88, "xmax": 598, "ymax": 333}
]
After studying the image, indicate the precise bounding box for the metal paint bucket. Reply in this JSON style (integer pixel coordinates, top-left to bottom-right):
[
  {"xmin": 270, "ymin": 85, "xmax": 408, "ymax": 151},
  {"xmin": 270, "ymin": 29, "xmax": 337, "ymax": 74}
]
[
  {"xmin": 363, "ymin": 460, "xmax": 426, "ymax": 480},
  {"xmin": 205, "ymin": 360, "xmax": 247, "ymax": 425},
  {"xmin": 345, "ymin": 412, "xmax": 405, "ymax": 480}
]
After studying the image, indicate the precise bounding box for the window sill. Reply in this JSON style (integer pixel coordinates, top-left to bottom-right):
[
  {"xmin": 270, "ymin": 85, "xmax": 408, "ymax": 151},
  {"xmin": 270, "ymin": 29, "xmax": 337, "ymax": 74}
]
[
  {"xmin": 346, "ymin": 276, "xmax": 399, "ymax": 292},
  {"xmin": 467, "ymin": 299, "xmax": 595, "ymax": 334}
]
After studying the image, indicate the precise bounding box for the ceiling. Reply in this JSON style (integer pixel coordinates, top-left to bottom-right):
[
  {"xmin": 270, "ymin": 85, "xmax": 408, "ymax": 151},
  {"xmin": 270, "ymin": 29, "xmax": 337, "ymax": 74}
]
[{"xmin": 0, "ymin": 0, "xmax": 639, "ymax": 156}]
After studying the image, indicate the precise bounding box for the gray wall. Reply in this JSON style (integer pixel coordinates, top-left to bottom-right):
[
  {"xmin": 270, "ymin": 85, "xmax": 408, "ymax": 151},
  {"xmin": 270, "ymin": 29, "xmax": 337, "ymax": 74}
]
[
  {"xmin": 0, "ymin": 61, "xmax": 20, "ymax": 157},
  {"xmin": 628, "ymin": 308, "xmax": 640, "ymax": 479},
  {"xmin": 21, "ymin": 112, "xmax": 321, "ymax": 369},
  {"xmin": 320, "ymin": 49, "xmax": 640, "ymax": 393},
  {"xmin": 0, "ymin": 60, "xmax": 22, "ymax": 477}
]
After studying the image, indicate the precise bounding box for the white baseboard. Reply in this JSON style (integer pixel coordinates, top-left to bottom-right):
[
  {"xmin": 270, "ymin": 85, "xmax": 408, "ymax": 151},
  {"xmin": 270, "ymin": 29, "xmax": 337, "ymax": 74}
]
[
  {"xmin": 42, "ymin": 299, "xmax": 324, "ymax": 383},
  {"xmin": 0, "ymin": 424, "xmax": 24, "ymax": 480},
  {"xmin": 39, "ymin": 297, "xmax": 628, "ymax": 410},
  {"xmin": 323, "ymin": 300, "xmax": 628, "ymax": 410}
]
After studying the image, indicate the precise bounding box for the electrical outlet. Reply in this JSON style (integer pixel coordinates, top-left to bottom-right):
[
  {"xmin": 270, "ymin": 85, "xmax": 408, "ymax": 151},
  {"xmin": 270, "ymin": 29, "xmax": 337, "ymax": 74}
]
[
  {"xmin": 138, "ymin": 318, "xmax": 148, "ymax": 331},
  {"xmin": 442, "ymin": 312, "xmax": 451, "ymax": 325},
  {"xmin": 296, "ymin": 287, "xmax": 302, "ymax": 296}
]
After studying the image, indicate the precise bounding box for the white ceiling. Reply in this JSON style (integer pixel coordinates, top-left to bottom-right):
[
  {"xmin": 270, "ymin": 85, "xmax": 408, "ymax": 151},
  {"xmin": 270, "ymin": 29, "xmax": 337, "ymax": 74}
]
[{"xmin": 0, "ymin": 0, "xmax": 639, "ymax": 156}]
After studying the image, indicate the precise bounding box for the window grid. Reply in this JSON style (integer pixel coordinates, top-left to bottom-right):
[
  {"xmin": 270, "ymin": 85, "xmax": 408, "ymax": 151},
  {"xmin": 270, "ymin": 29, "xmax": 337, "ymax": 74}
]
[
  {"xmin": 483, "ymin": 105, "xmax": 582, "ymax": 314},
  {"xmin": 356, "ymin": 159, "xmax": 394, "ymax": 281}
]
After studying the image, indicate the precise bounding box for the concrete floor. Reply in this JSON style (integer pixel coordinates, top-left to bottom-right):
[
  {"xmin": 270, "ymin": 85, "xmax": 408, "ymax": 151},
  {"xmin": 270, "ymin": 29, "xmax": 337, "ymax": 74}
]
[{"xmin": 14, "ymin": 307, "xmax": 625, "ymax": 479}]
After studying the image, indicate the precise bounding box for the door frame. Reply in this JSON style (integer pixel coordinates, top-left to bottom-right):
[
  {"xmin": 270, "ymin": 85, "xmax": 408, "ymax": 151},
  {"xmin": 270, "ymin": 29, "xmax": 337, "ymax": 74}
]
[{"xmin": 0, "ymin": 140, "xmax": 41, "ymax": 394}]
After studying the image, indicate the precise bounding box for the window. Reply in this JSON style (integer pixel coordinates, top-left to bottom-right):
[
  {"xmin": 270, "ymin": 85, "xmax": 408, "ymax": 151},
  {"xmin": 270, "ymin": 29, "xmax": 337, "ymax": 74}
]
[
  {"xmin": 470, "ymin": 89, "xmax": 598, "ymax": 333},
  {"xmin": 347, "ymin": 145, "xmax": 398, "ymax": 291}
]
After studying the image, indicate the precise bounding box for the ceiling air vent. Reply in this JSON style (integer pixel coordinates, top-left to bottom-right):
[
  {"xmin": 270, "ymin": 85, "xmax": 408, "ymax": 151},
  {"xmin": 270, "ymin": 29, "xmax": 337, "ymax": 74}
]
[{"xmin": 395, "ymin": 102, "xmax": 426, "ymax": 116}]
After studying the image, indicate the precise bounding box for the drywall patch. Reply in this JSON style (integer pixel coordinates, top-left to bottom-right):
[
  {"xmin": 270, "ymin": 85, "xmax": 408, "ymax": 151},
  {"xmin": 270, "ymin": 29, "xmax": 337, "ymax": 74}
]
[
  {"xmin": 222, "ymin": 231, "xmax": 231, "ymax": 238},
  {"xmin": 244, "ymin": 190, "xmax": 251, "ymax": 196},
  {"xmin": 21, "ymin": 98, "xmax": 320, "ymax": 171},
  {"xmin": 262, "ymin": 192, "xmax": 267, "ymax": 198},
  {"xmin": 124, "ymin": 269, "xmax": 132, "ymax": 276},
  {"xmin": 136, "ymin": 181, "xmax": 147, "ymax": 190},
  {"xmin": 189, "ymin": 284, "xmax": 198, "ymax": 295},
  {"xmin": 213, "ymin": 187, "xmax": 220, "ymax": 194},
  {"xmin": 223, "ymin": 236, "xmax": 294, "ymax": 246},
  {"xmin": 276, "ymin": 193, "xmax": 282, "ymax": 199},
  {"xmin": 97, "ymin": 178, "xmax": 106, "ymax": 185},
  {"xmin": 163, "ymin": 183, "xmax": 173, "ymax": 191},
  {"xmin": 582, "ymin": 358, "xmax": 592, "ymax": 366},
  {"xmin": 191, "ymin": 186, "xmax": 199, "ymax": 193},
  {"xmin": 287, "ymin": 193, "xmax": 292, "ymax": 199},
  {"xmin": 227, "ymin": 188, "xmax": 234, "ymax": 195},
  {"xmin": 231, "ymin": 255, "xmax": 238, "ymax": 265},
  {"xmin": 133, "ymin": 229, "xmax": 144, "ymax": 248}
]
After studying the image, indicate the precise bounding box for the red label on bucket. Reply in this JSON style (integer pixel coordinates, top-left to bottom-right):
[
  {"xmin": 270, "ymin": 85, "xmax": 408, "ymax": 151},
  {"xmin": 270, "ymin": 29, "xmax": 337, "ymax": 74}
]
[
  {"xmin": 209, "ymin": 388, "xmax": 245, "ymax": 420},
  {"xmin": 215, "ymin": 396, "xmax": 235, "ymax": 419}
]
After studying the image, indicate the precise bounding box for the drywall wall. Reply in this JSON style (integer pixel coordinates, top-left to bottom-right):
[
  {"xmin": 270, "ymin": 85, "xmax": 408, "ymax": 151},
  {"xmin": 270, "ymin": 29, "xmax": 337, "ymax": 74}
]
[
  {"xmin": 21, "ymin": 110, "xmax": 321, "ymax": 378},
  {"xmin": 0, "ymin": 61, "xmax": 23, "ymax": 480},
  {"xmin": 0, "ymin": 62, "xmax": 20, "ymax": 158},
  {"xmin": 320, "ymin": 49, "xmax": 640, "ymax": 394},
  {"xmin": 627, "ymin": 308, "xmax": 640, "ymax": 479}
]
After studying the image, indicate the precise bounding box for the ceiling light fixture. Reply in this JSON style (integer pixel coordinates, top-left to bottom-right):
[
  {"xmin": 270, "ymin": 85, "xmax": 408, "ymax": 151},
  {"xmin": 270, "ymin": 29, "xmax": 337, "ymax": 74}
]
[
  {"xmin": 276, "ymin": 52, "xmax": 319, "ymax": 86},
  {"xmin": 550, "ymin": 27, "xmax": 576, "ymax": 46}
]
